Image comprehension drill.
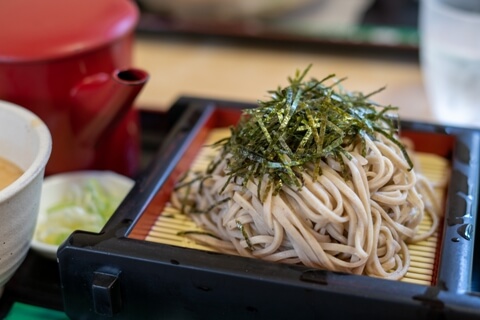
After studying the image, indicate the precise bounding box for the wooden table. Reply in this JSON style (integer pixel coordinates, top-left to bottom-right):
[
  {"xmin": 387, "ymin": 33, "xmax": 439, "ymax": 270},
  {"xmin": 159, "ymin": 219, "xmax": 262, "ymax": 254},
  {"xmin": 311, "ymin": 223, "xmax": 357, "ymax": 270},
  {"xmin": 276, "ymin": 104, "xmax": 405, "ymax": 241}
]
[{"xmin": 133, "ymin": 33, "xmax": 434, "ymax": 124}]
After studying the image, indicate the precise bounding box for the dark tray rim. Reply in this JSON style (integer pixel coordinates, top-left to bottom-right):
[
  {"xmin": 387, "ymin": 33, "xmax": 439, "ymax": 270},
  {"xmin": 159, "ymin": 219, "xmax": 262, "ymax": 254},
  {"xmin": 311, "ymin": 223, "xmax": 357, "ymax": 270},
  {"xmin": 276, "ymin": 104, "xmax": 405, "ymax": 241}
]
[{"xmin": 57, "ymin": 96, "xmax": 480, "ymax": 319}]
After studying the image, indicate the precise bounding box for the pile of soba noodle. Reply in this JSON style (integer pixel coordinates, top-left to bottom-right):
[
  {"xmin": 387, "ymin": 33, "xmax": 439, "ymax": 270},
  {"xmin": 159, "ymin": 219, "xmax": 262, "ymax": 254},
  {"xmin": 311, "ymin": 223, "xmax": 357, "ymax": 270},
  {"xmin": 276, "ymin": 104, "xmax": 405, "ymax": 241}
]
[{"xmin": 171, "ymin": 67, "xmax": 441, "ymax": 280}]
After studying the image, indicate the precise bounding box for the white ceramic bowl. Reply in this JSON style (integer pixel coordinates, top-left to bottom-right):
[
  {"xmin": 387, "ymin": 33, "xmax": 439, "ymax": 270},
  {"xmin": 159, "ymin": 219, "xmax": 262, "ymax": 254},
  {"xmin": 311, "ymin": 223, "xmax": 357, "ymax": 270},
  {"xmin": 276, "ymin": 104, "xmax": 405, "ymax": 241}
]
[
  {"xmin": 0, "ymin": 100, "xmax": 52, "ymax": 294},
  {"xmin": 31, "ymin": 170, "xmax": 134, "ymax": 260}
]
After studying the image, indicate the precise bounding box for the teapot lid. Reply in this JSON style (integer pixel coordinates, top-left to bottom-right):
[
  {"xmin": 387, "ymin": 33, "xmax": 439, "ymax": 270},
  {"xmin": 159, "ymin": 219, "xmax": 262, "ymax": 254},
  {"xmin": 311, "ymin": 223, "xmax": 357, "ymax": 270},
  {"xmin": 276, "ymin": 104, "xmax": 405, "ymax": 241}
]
[{"xmin": 0, "ymin": 0, "xmax": 138, "ymax": 62}]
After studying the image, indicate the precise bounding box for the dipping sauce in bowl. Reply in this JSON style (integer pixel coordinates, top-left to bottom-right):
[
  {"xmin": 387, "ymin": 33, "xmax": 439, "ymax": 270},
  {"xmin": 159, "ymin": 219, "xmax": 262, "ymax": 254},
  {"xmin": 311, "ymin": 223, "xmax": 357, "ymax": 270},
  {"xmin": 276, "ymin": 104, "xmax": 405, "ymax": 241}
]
[
  {"xmin": 0, "ymin": 99, "xmax": 52, "ymax": 295},
  {"xmin": 0, "ymin": 157, "xmax": 23, "ymax": 190}
]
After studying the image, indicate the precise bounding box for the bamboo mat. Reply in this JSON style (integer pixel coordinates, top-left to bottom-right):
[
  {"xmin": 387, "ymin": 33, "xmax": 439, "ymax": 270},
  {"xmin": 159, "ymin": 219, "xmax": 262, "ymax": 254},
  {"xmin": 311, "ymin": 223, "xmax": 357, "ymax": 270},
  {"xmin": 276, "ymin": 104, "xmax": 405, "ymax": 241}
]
[{"xmin": 142, "ymin": 128, "xmax": 449, "ymax": 285}]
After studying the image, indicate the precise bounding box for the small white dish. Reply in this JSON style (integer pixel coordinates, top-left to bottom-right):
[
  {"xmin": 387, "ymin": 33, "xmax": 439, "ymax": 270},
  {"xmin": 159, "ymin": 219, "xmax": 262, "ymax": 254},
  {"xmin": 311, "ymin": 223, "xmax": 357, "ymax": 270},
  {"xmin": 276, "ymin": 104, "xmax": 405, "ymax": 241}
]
[{"xmin": 30, "ymin": 170, "xmax": 134, "ymax": 260}]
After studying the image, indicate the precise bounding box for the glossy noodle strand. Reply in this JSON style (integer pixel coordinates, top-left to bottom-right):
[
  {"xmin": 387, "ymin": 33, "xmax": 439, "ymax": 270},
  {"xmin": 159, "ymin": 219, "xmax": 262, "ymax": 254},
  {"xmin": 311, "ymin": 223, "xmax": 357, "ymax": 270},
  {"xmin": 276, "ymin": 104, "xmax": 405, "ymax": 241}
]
[{"xmin": 171, "ymin": 132, "xmax": 441, "ymax": 280}]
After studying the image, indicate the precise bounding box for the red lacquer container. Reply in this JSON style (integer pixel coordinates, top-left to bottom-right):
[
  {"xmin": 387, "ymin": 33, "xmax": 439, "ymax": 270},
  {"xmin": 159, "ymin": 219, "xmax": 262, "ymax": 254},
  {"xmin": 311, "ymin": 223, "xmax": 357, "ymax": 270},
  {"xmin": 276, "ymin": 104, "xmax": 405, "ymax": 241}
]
[{"xmin": 0, "ymin": 0, "xmax": 148, "ymax": 177}]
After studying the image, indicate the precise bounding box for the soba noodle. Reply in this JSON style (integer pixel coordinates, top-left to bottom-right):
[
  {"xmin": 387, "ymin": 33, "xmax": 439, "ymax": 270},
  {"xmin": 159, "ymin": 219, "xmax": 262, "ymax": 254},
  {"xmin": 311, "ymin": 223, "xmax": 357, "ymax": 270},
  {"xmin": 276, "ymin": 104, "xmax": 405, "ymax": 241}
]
[
  {"xmin": 172, "ymin": 132, "xmax": 440, "ymax": 280},
  {"xmin": 171, "ymin": 68, "xmax": 442, "ymax": 280}
]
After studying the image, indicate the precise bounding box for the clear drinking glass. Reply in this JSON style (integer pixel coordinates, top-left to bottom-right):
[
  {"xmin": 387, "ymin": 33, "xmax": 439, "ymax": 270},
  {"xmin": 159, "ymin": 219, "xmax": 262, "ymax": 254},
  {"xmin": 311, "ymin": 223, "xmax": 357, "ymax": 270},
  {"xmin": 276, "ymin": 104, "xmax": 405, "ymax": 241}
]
[{"xmin": 419, "ymin": 0, "xmax": 480, "ymax": 128}]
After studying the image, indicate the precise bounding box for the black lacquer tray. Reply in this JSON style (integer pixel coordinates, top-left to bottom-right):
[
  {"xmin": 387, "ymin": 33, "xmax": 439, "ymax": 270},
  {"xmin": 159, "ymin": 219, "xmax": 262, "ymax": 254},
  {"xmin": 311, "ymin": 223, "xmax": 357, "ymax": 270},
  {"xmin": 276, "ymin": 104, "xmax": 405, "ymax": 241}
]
[{"xmin": 30, "ymin": 97, "xmax": 480, "ymax": 319}]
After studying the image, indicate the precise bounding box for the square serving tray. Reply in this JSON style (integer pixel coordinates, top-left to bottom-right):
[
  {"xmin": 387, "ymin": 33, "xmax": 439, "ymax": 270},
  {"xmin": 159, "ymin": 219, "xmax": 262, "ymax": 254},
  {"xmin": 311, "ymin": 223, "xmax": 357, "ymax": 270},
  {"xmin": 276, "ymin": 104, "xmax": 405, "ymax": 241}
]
[{"xmin": 58, "ymin": 96, "xmax": 480, "ymax": 319}]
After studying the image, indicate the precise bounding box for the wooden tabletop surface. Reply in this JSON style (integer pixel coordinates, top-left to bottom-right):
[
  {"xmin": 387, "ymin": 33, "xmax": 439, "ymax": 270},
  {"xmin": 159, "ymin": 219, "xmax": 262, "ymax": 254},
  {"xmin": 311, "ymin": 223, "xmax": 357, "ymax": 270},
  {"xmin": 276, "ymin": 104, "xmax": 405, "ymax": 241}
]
[{"xmin": 133, "ymin": 33, "xmax": 435, "ymax": 124}]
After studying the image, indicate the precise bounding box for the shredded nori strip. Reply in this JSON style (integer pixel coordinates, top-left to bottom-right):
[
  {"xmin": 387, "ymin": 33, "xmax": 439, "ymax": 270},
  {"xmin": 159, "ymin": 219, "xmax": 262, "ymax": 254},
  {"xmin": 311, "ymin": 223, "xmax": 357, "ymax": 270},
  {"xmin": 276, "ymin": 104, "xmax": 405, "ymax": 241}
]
[{"xmin": 211, "ymin": 65, "xmax": 413, "ymax": 197}]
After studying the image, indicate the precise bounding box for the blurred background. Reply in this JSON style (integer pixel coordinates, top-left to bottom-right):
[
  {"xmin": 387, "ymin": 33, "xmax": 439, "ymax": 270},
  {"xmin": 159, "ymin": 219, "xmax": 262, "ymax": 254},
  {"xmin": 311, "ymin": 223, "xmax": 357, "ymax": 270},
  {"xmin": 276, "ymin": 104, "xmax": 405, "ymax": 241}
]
[
  {"xmin": 132, "ymin": 0, "xmax": 431, "ymax": 122},
  {"xmin": 135, "ymin": 0, "xmax": 419, "ymax": 50}
]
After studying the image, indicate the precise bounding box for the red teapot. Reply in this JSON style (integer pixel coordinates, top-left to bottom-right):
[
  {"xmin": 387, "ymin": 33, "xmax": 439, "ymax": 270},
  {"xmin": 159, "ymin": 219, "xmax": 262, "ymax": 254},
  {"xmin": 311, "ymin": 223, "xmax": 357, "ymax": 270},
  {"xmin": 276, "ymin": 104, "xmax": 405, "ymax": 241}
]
[{"xmin": 0, "ymin": 0, "xmax": 148, "ymax": 177}]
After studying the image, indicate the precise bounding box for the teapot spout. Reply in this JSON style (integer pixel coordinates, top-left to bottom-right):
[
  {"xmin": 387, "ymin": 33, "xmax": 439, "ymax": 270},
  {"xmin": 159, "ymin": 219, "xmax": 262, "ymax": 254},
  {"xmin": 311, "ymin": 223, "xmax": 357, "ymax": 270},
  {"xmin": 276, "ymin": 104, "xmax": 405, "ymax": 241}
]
[{"xmin": 72, "ymin": 68, "xmax": 149, "ymax": 146}]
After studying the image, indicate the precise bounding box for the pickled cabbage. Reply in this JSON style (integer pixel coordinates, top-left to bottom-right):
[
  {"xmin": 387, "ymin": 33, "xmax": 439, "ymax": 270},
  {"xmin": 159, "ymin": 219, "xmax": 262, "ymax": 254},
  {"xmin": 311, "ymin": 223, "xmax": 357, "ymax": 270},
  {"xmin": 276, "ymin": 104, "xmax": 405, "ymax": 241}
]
[{"xmin": 35, "ymin": 179, "xmax": 122, "ymax": 246}]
